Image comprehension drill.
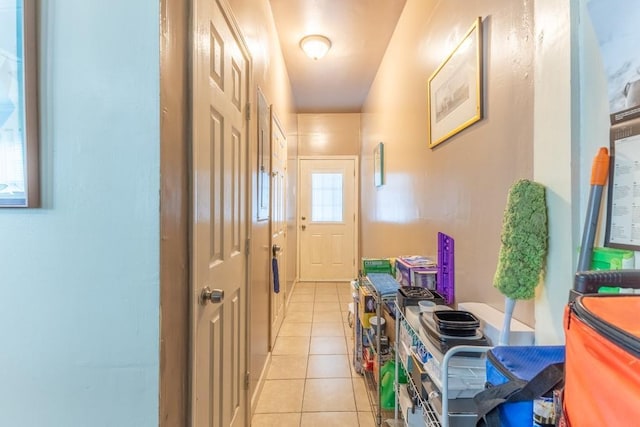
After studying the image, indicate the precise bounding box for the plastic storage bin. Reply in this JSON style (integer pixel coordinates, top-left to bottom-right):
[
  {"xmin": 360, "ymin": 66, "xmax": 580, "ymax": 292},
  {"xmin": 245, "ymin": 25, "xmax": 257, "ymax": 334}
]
[
  {"xmin": 432, "ymin": 310, "xmax": 480, "ymax": 337},
  {"xmin": 591, "ymin": 247, "xmax": 634, "ymax": 270}
]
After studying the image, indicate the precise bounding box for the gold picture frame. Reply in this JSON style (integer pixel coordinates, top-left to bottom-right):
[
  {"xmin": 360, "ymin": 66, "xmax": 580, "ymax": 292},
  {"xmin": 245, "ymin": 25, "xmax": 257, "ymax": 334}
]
[{"xmin": 428, "ymin": 17, "xmax": 483, "ymax": 148}]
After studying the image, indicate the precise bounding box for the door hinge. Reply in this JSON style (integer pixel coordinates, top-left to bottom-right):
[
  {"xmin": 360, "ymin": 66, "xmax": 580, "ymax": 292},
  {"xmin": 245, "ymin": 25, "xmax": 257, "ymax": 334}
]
[
  {"xmin": 245, "ymin": 103, "xmax": 251, "ymax": 121},
  {"xmin": 245, "ymin": 238, "xmax": 251, "ymax": 256},
  {"xmin": 244, "ymin": 372, "xmax": 250, "ymax": 390}
]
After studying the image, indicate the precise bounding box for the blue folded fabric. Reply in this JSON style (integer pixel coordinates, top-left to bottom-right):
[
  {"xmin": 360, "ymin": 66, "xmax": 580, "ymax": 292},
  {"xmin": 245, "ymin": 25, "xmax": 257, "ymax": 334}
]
[{"xmin": 366, "ymin": 273, "xmax": 399, "ymax": 297}]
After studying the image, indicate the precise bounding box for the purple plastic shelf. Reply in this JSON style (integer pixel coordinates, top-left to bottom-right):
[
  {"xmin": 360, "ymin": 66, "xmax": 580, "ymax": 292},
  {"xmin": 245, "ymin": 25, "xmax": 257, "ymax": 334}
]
[{"xmin": 437, "ymin": 232, "xmax": 455, "ymax": 304}]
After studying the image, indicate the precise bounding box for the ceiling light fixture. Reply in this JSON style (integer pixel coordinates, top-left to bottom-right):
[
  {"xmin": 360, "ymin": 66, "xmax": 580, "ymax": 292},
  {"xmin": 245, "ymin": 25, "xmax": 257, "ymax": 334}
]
[{"xmin": 299, "ymin": 35, "xmax": 332, "ymax": 60}]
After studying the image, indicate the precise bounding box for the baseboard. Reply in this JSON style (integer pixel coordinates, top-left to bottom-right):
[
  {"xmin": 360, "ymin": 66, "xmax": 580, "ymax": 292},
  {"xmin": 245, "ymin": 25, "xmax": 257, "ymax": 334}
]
[{"xmin": 250, "ymin": 352, "xmax": 272, "ymax": 415}]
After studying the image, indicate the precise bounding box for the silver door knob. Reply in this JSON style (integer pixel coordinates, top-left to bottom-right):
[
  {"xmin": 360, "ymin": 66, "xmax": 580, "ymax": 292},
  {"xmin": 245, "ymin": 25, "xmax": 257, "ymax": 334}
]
[{"xmin": 201, "ymin": 287, "xmax": 224, "ymax": 304}]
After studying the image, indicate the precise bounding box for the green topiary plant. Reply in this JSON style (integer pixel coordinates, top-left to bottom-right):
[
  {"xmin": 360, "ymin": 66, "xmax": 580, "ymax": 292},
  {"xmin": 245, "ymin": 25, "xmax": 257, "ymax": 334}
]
[{"xmin": 493, "ymin": 179, "xmax": 548, "ymax": 345}]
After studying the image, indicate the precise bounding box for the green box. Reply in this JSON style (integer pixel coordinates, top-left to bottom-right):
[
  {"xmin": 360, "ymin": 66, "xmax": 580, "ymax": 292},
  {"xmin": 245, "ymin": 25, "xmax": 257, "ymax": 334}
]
[
  {"xmin": 362, "ymin": 258, "xmax": 392, "ymax": 275},
  {"xmin": 591, "ymin": 247, "xmax": 634, "ymax": 270}
]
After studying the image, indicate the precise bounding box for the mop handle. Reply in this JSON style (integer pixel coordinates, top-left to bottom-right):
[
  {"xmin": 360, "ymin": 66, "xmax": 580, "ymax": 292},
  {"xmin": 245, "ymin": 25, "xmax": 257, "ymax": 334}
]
[
  {"xmin": 590, "ymin": 147, "xmax": 609, "ymax": 186},
  {"xmin": 576, "ymin": 147, "xmax": 609, "ymax": 273}
]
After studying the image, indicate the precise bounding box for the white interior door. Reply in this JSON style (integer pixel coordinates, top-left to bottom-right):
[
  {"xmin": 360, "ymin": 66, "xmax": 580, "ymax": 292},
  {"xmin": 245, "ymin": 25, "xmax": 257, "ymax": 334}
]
[
  {"xmin": 270, "ymin": 110, "xmax": 287, "ymax": 347},
  {"xmin": 299, "ymin": 158, "xmax": 357, "ymax": 281},
  {"xmin": 191, "ymin": 0, "xmax": 249, "ymax": 426}
]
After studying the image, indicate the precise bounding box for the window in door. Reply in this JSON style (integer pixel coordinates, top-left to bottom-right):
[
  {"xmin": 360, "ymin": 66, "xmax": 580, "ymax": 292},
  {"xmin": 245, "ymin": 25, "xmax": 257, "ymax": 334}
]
[{"xmin": 311, "ymin": 172, "xmax": 343, "ymax": 222}]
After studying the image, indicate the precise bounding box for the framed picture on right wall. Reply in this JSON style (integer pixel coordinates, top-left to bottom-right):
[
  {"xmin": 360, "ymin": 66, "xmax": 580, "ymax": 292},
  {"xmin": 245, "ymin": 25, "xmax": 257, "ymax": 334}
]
[
  {"xmin": 374, "ymin": 142, "xmax": 384, "ymax": 187},
  {"xmin": 428, "ymin": 16, "xmax": 483, "ymax": 148}
]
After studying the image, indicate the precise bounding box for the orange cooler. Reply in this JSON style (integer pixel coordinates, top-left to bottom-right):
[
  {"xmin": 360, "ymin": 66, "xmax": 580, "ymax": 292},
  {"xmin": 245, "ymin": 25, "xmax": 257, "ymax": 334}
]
[{"xmin": 563, "ymin": 295, "xmax": 640, "ymax": 426}]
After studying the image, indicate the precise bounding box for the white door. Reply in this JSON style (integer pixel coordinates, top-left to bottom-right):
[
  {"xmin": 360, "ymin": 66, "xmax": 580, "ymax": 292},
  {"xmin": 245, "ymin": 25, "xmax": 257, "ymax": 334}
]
[
  {"xmin": 299, "ymin": 158, "xmax": 358, "ymax": 281},
  {"xmin": 270, "ymin": 111, "xmax": 287, "ymax": 347},
  {"xmin": 191, "ymin": 0, "xmax": 249, "ymax": 426}
]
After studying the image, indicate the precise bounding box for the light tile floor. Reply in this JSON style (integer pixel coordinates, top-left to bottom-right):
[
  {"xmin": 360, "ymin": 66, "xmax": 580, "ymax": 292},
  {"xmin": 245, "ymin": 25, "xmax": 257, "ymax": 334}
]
[{"xmin": 252, "ymin": 281, "xmax": 376, "ymax": 427}]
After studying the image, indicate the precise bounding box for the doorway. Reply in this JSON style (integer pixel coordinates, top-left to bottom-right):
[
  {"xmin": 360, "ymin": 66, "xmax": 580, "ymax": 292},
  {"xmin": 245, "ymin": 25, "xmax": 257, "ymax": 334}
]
[
  {"xmin": 270, "ymin": 110, "xmax": 288, "ymax": 348},
  {"xmin": 190, "ymin": 0, "xmax": 250, "ymax": 426},
  {"xmin": 298, "ymin": 157, "xmax": 359, "ymax": 281}
]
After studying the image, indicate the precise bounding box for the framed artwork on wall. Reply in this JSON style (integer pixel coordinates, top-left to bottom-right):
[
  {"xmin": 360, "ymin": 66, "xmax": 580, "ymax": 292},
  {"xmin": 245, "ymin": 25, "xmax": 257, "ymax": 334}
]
[
  {"xmin": 605, "ymin": 121, "xmax": 640, "ymax": 251},
  {"xmin": 428, "ymin": 16, "xmax": 483, "ymax": 148},
  {"xmin": 374, "ymin": 142, "xmax": 384, "ymax": 187},
  {"xmin": 0, "ymin": 0, "xmax": 40, "ymax": 207},
  {"xmin": 257, "ymin": 88, "xmax": 271, "ymax": 220}
]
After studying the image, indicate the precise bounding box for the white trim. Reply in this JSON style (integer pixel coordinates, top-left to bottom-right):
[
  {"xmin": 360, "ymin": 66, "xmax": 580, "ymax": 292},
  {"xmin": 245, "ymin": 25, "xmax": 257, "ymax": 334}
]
[{"xmin": 250, "ymin": 352, "xmax": 272, "ymax": 413}]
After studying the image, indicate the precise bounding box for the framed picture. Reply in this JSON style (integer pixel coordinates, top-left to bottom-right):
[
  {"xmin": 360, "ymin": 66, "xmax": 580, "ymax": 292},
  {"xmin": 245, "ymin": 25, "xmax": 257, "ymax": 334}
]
[
  {"xmin": 428, "ymin": 17, "xmax": 483, "ymax": 148},
  {"xmin": 256, "ymin": 88, "xmax": 271, "ymax": 220},
  {"xmin": 0, "ymin": 0, "xmax": 40, "ymax": 207},
  {"xmin": 374, "ymin": 142, "xmax": 384, "ymax": 187},
  {"xmin": 605, "ymin": 120, "xmax": 640, "ymax": 250}
]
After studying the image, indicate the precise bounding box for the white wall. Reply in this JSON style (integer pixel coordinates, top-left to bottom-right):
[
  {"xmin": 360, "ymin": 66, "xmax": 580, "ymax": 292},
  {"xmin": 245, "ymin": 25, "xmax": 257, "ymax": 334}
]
[
  {"xmin": 532, "ymin": 0, "xmax": 577, "ymax": 344},
  {"xmin": 0, "ymin": 1, "xmax": 160, "ymax": 426},
  {"xmin": 533, "ymin": 0, "xmax": 614, "ymax": 344}
]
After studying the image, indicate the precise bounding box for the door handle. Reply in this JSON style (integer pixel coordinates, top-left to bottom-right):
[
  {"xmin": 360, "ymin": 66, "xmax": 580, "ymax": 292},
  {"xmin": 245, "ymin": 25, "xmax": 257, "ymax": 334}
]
[
  {"xmin": 272, "ymin": 244, "xmax": 281, "ymax": 257},
  {"xmin": 201, "ymin": 287, "xmax": 224, "ymax": 305},
  {"xmin": 301, "ymin": 224, "xmax": 306, "ymax": 230},
  {"xmin": 301, "ymin": 216, "xmax": 306, "ymax": 220}
]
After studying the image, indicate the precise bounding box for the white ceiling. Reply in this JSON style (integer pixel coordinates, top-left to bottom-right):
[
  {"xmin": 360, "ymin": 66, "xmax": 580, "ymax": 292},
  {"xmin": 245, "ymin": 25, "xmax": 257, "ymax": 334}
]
[{"xmin": 269, "ymin": 0, "xmax": 407, "ymax": 113}]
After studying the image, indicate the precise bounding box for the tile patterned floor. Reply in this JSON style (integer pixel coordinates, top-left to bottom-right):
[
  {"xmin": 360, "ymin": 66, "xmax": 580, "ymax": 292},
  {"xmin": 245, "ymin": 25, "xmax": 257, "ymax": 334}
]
[{"xmin": 252, "ymin": 281, "xmax": 376, "ymax": 427}]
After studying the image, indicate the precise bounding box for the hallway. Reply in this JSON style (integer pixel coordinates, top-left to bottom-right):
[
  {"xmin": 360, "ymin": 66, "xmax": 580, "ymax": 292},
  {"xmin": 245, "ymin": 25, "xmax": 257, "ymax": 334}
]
[{"xmin": 252, "ymin": 282, "xmax": 375, "ymax": 427}]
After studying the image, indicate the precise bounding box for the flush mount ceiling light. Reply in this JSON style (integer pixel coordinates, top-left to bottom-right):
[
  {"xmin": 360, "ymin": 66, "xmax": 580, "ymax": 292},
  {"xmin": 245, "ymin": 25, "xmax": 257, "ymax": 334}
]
[{"xmin": 299, "ymin": 35, "xmax": 332, "ymax": 60}]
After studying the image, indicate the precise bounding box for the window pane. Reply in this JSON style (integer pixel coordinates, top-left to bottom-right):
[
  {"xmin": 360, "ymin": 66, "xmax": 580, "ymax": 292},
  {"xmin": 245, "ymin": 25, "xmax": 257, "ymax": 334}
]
[{"xmin": 311, "ymin": 172, "xmax": 343, "ymax": 222}]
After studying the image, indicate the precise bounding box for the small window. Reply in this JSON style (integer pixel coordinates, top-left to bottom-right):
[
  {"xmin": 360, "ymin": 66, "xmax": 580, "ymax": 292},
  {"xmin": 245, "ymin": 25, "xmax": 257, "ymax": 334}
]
[{"xmin": 311, "ymin": 172, "xmax": 343, "ymax": 222}]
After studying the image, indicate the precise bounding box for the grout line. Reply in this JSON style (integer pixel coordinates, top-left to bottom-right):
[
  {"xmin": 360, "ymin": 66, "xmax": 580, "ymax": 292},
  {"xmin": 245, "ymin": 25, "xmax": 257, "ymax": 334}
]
[{"xmin": 259, "ymin": 286, "xmax": 364, "ymax": 425}]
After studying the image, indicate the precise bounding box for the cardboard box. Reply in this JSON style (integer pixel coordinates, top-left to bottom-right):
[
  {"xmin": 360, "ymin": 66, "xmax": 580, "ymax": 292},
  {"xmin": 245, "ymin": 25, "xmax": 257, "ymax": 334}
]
[
  {"xmin": 382, "ymin": 306, "xmax": 396, "ymax": 345},
  {"xmin": 409, "ymin": 353, "xmax": 427, "ymax": 389},
  {"xmin": 362, "ymin": 258, "xmax": 392, "ymax": 275},
  {"xmin": 359, "ymin": 286, "xmax": 375, "ymax": 328},
  {"xmin": 395, "ymin": 256, "xmax": 437, "ymax": 289}
]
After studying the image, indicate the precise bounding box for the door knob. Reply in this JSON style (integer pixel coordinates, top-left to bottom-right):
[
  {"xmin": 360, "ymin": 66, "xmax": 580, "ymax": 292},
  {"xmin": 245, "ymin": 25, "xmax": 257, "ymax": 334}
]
[
  {"xmin": 201, "ymin": 287, "xmax": 224, "ymax": 304},
  {"xmin": 301, "ymin": 224, "xmax": 306, "ymax": 230},
  {"xmin": 301, "ymin": 216, "xmax": 306, "ymax": 220}
]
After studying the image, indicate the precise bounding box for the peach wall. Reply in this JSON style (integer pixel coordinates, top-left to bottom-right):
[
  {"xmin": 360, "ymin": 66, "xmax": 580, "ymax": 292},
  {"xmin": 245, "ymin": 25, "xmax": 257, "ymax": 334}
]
[
  {"xmin": 361, "ymin": 0, "xmax": 536, "ymax": 324},
  {"xmin": 228, "ymin": 0, "xmax": 298, "ymax": 404},
  {"xmin": 298, "ymin": 113, "xmax": 361, "ymax": 156}
]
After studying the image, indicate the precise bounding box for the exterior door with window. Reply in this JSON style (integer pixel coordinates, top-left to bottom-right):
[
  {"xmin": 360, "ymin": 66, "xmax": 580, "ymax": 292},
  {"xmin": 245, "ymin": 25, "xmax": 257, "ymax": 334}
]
[{"xmin": 299, "ymin": 157, "xmax": 357, "ymax": 281}]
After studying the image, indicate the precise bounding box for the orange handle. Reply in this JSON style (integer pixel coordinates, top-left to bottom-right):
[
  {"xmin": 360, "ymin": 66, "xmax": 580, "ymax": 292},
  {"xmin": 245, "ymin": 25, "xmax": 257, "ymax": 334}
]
[{"xmin": 590, "ymin": 147, "xmax": 609, "ymax": 186}]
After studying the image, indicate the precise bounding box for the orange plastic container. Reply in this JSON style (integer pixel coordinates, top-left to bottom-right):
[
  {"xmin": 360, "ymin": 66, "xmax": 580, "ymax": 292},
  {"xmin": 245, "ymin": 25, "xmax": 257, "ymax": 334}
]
[{"xmin": 563, "ymin": 295, "xmax": 640, "ymax": 426}]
